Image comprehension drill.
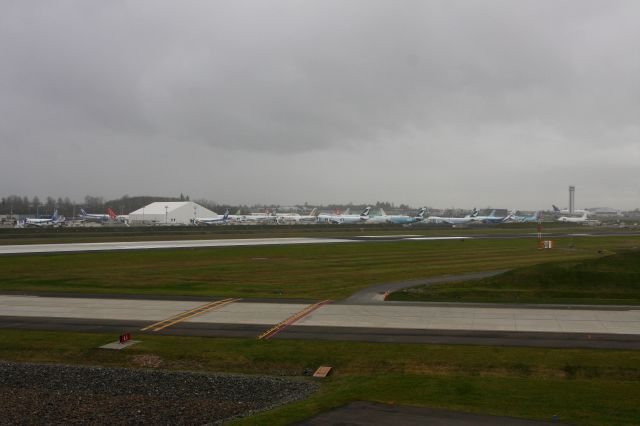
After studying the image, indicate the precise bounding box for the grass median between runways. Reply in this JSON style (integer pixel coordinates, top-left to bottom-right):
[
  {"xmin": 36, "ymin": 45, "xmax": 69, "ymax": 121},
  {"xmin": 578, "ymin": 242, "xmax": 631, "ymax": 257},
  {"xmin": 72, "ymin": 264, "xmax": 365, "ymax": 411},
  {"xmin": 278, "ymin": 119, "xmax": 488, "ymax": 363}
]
[
  {"xmin": 0, "ymin": 329, "xmax": 639, "ymax": 425},
  {"xmin": 2, "ymin": 237, "xmax": 640, "ymax": 299},
  {"xmin": 390, "ymin": 248, "xmax": 640, "ymax": 304}
]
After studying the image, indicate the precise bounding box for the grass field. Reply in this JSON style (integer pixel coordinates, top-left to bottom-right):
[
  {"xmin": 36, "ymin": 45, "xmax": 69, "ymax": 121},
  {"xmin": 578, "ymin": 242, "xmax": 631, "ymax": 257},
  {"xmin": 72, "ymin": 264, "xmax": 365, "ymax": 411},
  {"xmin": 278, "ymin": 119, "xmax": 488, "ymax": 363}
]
[
  {"xmin": 390, "ymin": 249, "xmax": 640, "ymax": 304},
  {"xmin": 0, "ymin": 329, "xmax": 638, "ymax": 425},
  {"xmin": 0, "ymin": 222, "xmax": 630, "ymax": 245},
  {"xmin": 2, "ymin": 236, "xmax": 640, "ymax": 299},
  {"xmin": 2, "ymin": 234, "xmax": 640, "ymax": 424}
]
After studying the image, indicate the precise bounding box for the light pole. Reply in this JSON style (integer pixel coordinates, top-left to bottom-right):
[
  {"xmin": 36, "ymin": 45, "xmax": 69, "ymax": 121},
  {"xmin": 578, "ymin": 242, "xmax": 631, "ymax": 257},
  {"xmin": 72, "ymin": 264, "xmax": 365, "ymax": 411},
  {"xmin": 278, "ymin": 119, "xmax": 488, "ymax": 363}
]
[{"xmin": 165, "ymin": 205, "xmax": 169, "ymax": 224}]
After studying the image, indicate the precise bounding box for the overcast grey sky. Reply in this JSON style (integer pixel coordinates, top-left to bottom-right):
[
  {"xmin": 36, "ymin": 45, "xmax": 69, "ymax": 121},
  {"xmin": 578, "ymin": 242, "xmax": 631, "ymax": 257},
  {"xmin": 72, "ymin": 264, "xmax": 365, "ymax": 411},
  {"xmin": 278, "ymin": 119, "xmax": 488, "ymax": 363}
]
[{"xmin": 1, "ymin": 0, "xmax": 639, "ymax": 209}]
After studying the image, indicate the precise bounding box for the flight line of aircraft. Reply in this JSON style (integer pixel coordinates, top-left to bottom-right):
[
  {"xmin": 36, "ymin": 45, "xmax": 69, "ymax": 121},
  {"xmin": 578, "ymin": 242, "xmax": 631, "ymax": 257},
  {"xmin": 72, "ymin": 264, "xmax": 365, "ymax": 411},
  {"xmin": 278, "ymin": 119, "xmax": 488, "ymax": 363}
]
[
  {"xmin": 14, "ymin": 205, "xmax": 592, "ymax": 228},
  {"xmin": 193, "ymin": 206, "xmax": 590, "ymax": 226}
]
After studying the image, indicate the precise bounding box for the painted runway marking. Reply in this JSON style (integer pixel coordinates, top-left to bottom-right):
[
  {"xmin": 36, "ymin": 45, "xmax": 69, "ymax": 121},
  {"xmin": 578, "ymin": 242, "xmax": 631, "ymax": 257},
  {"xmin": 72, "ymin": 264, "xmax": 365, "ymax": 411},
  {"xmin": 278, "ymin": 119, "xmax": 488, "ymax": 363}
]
[
  {"xmin": 407, "ymin": 236, "xmax": 471, "ymax": 240},
  {"xmin": 0, "ymin": 237, "xmax": 357, "ymax": 255},
  {"xmin": 141, "ymin": 298, "xmax": 240, "ymax": 332},
  {"xmin": 257, "ymin": 299, "xmax": 332, "ymax": 340}
]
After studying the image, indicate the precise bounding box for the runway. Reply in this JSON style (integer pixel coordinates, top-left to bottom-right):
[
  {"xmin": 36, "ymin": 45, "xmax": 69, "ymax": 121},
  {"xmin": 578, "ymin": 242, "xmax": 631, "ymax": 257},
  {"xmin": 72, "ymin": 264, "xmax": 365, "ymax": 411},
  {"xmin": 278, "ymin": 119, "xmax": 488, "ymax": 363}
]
[
  {"xmin": 1, "ymin": 231, "xmax": 639, "ymax": 255},
  {"xmin": 1, "ymin": 295, "xmax": 638, "ymax": 348},
  {"xmin": 0, "ymin": 237, "xmax": 358, "ymax": 255}
]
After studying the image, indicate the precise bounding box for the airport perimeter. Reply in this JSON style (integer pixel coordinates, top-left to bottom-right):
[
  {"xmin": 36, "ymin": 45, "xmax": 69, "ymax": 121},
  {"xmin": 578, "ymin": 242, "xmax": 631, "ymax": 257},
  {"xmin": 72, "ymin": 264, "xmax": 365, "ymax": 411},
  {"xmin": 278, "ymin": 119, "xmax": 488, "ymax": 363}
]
[{"xmin": 1, "ymin": 228, "xmax": 639, "ymax": 425}]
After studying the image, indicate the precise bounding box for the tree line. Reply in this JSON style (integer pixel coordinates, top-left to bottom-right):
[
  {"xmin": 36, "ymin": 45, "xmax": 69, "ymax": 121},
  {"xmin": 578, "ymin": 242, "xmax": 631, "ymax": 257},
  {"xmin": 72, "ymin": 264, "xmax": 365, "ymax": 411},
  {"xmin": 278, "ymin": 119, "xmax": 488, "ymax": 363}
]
[
  {"xmin": 1, "ymin": 194, "xmax": 418, "ymax": 217},
  {"xmin": 0, "ymin": 194, "xmax": 191, "ymax": 217}
]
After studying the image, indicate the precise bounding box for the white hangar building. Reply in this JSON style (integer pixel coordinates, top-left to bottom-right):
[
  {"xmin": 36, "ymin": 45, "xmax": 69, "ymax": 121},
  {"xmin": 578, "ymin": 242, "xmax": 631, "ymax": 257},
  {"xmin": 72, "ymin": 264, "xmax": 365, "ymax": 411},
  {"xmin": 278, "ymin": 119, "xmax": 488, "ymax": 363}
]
[{"xmin": 128, "ymin": 202, "xmax": 215, "ymax": 225}]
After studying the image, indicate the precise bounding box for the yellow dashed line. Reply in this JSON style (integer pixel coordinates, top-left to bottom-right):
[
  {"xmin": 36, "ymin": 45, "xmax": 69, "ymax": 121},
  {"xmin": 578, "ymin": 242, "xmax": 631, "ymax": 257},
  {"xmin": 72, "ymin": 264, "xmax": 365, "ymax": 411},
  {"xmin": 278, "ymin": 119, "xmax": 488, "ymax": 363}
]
[
  {"xmin": 141, "ymin": 298, "xmax": 240, "ymax": 332},
  {"xmin": 257, "ymin": 299, "xmax": 331, "ymax": 340}
]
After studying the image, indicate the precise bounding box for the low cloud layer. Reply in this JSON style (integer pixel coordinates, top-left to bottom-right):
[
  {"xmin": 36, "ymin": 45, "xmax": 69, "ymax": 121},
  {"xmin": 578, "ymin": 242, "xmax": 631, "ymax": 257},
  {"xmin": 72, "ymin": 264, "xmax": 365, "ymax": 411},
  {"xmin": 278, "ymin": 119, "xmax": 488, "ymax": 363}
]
[{"xmin": 2, "ymin": 1, "xmax": 639, "ymax": 209}]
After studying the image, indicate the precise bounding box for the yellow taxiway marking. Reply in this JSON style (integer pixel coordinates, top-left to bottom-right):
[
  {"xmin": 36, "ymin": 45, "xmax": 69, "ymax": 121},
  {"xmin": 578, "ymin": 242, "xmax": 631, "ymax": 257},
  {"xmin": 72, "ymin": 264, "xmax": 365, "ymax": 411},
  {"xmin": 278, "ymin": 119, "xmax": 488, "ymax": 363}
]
[
  {"xmin": 257, "ymin": 299, "xmax": 332, "ymax": 340},
  {"xmin": 141, "ymin": 298, "xmax": 240, "ymax": 332}
]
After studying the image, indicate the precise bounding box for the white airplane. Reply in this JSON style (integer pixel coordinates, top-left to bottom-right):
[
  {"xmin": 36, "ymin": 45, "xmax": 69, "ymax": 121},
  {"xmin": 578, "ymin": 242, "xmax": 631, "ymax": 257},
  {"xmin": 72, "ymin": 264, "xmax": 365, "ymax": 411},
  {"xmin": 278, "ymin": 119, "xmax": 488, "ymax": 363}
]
[
  {"xmin": 274, "ymin": 208, "xmax": 319, "ymax": 224},
  {"xmin": 557, "ymin": 211, "xmax": 589, "ymax": 223},
  {"xmin": 316, "ymin": 208, "xmax": 348, "ymax": 224},
  {"xmin": 318, "ymin": 207, "xmax": 371, "ymax": 224},
  {"xmin": 79, "ymin": 208, "xmax": 117, "ymax": 222},
  {"xmin": 366, "ymin": 208, "xmax": 391, "ymax": 224},
  {"xmin": 425, "ymin": 208, "xmax": 478, "ymax": 225},
  {"xmin": 470, "ymin": 209, "xmax": 510, "ymax": 224},
  {"xmin": 552, "ymin": 205, "xmax": 586, "ymax": 215},
  {"xmin": 17, "ymin": 209, "xmax": 65, "ymax": 228},
  {"xmin": 504, "ymin": 210, "xmax": 541, "ymax": 223},
  {"xmin": 193, "ymin": 210, "xmax": 230, "ymax": 225},
  {"xmin": 369, "ymin": 207, "xmax": 427, "ymax": 224},
  {"xmin": 237, "ymin": 210, "xmax": 278, "ymax": 223}
]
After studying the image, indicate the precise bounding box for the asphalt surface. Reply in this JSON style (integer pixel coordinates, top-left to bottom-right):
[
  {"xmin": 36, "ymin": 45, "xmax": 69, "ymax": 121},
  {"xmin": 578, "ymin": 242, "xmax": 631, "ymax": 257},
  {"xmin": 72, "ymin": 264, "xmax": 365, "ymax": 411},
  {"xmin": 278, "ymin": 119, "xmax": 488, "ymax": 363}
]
[
  {"xmin": 1, "ymin": 231, "xmax": 639, "ymax": 255},
  {"xmin": 343, "ymin": 270, "xmax": 509, "ymax": 304},
  {"xmin": 298, "ymin": 401, "xmax": 564, "ymax": 426},
  {"xmin": 0, "ymin": 237, "xmax": 357, "ymax": 255},
  {"xmin": 1, "ymin": 293, "xmax": 638, "ymax": 348},
  {"xmin": 3, "ymin": 316, "xmax": 638, "ymax": 349}
]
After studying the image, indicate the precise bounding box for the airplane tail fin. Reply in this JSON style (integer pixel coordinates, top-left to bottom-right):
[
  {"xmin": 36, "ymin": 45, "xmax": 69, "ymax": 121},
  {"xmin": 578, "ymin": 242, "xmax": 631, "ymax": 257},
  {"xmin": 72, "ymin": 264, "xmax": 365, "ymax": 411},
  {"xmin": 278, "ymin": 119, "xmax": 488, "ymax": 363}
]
[
  {"xmin": 51, "ymin": 209, "xmax": 58, "ymax": 220},
  {"xmin": 489, "ymin": 210, "xmax": 496, "ymax": 217},
  {"xmin": 471, "ymin": 208, "xmax": 479, "ymax": 217},
  {"xmin": 107, "ymin": 208, "xmax": 117, "ymax": 219},
  {"xmin": 378, "ymin": 208, "xmax": 387, "ymax": 217},
  {"xmin": 79, "ymin": 208, "xmax": 87, "ymax": 217},
  {"xmin": 309, "ymin": 208, "xmax": 319, "ymax": 217},
  {"xmin": 417, "ymin": 207, "xmax": 427, "ymax": 218},
  {"xmin": 223, "ymin": 210, "xmax": 229, "ymax": 220},
  {"xmin": 361, "ymin": 206, "xmax": 371, "ymax": 217},
  {"xmin": 552, "ymin": 205, "xmax": 560, "ymax": 212}
]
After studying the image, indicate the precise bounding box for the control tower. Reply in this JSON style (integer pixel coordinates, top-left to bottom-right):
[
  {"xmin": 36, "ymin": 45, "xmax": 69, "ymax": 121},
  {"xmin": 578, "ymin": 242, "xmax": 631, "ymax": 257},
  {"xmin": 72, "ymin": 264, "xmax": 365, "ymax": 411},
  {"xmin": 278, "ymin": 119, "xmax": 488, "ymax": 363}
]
[{"xmin": 569, "ymin": 186, "xmax": 575, "ymax": 214}]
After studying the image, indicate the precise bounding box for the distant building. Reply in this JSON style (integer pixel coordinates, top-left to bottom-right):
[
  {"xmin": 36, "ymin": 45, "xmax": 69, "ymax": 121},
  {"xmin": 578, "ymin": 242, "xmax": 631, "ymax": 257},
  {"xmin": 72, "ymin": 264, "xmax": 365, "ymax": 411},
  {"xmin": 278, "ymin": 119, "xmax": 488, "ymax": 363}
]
[
  {"xmin": 569, "ymin": 186, "xmax": 575, "ymax": 214},
  {"xmin": 128, "ymin": 202, "xmax": 215, "ymax": 225},
  {"xmin": 587, "ymin": 207, "xmax": 621, "ymax": 217}
]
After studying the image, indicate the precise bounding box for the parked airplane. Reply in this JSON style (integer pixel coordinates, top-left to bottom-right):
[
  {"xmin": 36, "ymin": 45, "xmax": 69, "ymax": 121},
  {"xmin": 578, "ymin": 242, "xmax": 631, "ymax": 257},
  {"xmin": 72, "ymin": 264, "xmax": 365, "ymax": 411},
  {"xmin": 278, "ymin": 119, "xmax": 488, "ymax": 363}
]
[
  {"xmin": 237, "ymin": 210, "xmax": 278, "ymax": 223},
  {"xmin": 275, "ymin": 208, "xmax": 319, "ymax": 224},
  {"xmin": 557, "ymin": 211, "xmax": 589, "ymax": 223},
  {"xmin": 17, "ymin": 210, "xmax": 65, "ymax": 228},
  {"xmin": 552, "ymin": 205, "xmax": 586, "ymax": 214},
  {"xmin": 504, "ymin": 210, "xmax": 541, "ymax": 223},
  {"xmin": 193, "ymin": 210, "xmax": 230, "ymax": 225},
  {"xmin": 79, "ymin": 208, "xmax": 117, "ymax": 222},
  {"xmin": 366, "ymin": 208, "xmax": 391, "ymax": 224},
  {"xmin": 471, "ymin": 209, "xmax": 510, "ymax": 224},
  {"xmin": 370, "ymin": 207, "xmax": 427, "ymax": 224},
  {"xmin": 318, "ymin": 207, "xmax": 371, "ymax": 224},
  {"xmin": 425, "ymin": 208, "xmax": 479, "ymax": 225}
]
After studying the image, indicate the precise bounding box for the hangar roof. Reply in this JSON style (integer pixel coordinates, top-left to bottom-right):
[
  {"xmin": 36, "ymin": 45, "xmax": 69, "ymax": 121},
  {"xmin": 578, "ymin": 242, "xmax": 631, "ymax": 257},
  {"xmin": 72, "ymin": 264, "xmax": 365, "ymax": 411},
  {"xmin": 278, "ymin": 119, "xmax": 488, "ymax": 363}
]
[{"xmin": 129, "ymin": 202, "xmax": 206, "ymax": 215}]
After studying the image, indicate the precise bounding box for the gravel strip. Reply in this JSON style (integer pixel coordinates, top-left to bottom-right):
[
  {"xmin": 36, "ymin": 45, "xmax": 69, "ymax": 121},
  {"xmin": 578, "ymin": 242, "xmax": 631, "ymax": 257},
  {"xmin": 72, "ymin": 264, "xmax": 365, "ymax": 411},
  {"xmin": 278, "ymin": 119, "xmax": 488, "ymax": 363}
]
[{"xmin": 0, "ymin": 362, "xmax": 317, "ymax": 425}]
